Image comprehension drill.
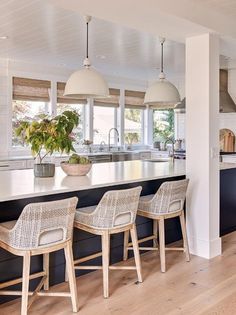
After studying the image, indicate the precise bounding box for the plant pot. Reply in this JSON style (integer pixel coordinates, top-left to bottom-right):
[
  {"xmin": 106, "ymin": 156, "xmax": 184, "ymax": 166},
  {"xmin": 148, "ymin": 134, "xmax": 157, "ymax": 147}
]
[
  {"xmin": 60, "ymin": 162, "xmax": 92, "ymax": 176},
  {"xmin": 34, "ymin": 163, "xmax": 55, "ymax": 178}
]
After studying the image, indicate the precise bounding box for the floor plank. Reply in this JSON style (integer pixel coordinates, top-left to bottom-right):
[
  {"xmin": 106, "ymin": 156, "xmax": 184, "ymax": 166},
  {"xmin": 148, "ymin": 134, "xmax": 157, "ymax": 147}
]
[{"xmin": 0, "ymin": 232, "xmax": 236, "ymax": 315}]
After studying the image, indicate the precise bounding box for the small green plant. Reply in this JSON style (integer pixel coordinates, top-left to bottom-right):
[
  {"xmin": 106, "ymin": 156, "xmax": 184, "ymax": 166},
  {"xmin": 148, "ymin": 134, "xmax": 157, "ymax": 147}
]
[
  {"xmin": 15, "ymin": 110, "xmax": 79, "ymax": 164},
  {"xmin": 68, "ymin": 153, "xmax": 90, "ymax": 165}
]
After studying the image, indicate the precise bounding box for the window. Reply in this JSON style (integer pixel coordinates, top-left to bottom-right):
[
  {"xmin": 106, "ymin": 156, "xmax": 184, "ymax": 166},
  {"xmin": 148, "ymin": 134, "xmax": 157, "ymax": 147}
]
[
  {"xmin": 57, "ymin": 82, "xmax": 86, "ymax": 144},
  {"xmin": 12, "ymin": 100, "xmax": 51, "ymax": 147},
  {"xmin": 124, "ymin": 90, "xmax": 145, "ymax": 145},
  {"xmin": 12, "ymin": 77, "xmax": 51, "ymax": 147},
  {"xmin": 93, "ymin": 88, "xmax": 120, "ymax": 145},
  {"xmin": 153, "ymin": 109, "xmax": 174, "ymax": 142},
  {"xmin": 93, "ymin": 106, "xmax": 116, "ymax": 144},
  {"xmin": 57, "ymin": 103, "xmax": 84, "ymax": 144},
  {"xmin": 124, "ymin": 108, "xmax": 143, "ymax": 145}
]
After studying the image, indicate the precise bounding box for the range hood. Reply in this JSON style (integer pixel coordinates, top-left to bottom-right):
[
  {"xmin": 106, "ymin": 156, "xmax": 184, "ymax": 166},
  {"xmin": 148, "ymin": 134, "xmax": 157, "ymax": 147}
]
[
  {"xmin": 220, "ymin": 69, "xmax": 236, "ymax": 113},
  {"xmin": 174, "ymin": 97, "xmax": 185, "ymax": 113},
  {"xmin": 174, "ymin": 70, "xmax": 236, "ymax": 113}
]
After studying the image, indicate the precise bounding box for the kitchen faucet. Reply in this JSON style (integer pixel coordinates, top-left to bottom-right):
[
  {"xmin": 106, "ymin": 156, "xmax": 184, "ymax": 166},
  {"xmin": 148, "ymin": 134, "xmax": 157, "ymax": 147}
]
[
  {"xmin": 108, "ymin": 128, "xmax": 119, "ymax": 152},
  {"xmin": 165, "ymin": 138, "xmax": 175, "ymax": 163}
]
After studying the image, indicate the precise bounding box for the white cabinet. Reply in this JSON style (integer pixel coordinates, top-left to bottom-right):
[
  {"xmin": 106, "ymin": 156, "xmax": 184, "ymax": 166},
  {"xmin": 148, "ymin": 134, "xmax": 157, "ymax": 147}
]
[
  {"xmin": 221, "ymin": 155, "xmax": 236, "ymax": 163},
  {"xmin": 26, "ymin": 159, "xmax": 34, "ymax": 169},
  {"xmin": 0, "ymin": 161, "xmax": 10, "ymax": 170},
  {"xmin": 139, "ymin": 152, "xmax": 151, "ymax": 160},
  {"xmin": 9, "ymin": 160, "xmax": 27, "ymax": 170},
  {"xmin": 151, "ymin": 151, "xmax": 169, "ymax": 159}
]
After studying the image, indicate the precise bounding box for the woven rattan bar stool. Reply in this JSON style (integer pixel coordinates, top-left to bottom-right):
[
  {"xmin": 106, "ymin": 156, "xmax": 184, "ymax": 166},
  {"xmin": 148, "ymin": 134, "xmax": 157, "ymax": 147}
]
[
  {"xmin": 73, "ymin": 186, "xmax": 142, "ymax": 298},
  {"xmin": 123, "ymin": 179, "xmax": 190, "ymax": 273},
  {"xmin": 0, "ymin": 197, "xmax": 79, "ymax": 315}
]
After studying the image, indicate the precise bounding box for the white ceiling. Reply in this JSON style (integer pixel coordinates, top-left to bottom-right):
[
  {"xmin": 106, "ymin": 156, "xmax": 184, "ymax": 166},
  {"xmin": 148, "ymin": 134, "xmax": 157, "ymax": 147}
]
[
  {"xmin": 51, "ymin": 0, "xmax": 236, "ymax": 58},
  {"xmin": 1, "ymin": 0, "xmax": 236, "ymax": 82},
  {"xmin": 192, "ymin": 0, "xmax": 236, "ymax": 19},
  {"xmin": 0, "ymin": 0, "xmax": 185, "ymax": 81}
]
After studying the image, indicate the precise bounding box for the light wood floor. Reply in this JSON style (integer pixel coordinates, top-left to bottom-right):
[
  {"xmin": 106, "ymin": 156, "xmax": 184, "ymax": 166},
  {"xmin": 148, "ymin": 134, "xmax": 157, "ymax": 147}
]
[{"xmin": 1, "ymin": 232, "xmax": 236, "ymax": 315}]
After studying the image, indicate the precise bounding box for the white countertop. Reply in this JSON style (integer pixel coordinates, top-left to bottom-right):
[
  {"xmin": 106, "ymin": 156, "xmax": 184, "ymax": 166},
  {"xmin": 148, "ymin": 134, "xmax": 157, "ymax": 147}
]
[
  {"xmin": 0, "ymin": 160, "xmax": 235, "ymax": 202},
  {"xmin": 0, "ymin": 160, "xmax": 185, "ymax": 202}
]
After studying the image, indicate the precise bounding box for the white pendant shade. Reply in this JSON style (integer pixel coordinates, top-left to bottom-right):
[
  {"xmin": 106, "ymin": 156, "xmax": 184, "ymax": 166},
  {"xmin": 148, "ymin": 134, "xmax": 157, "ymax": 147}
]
[
  {"xmin": 144, "ymin": 78, "xmax": 181, "ymax": 108},
  {"xmin": 64, "ymin": 67, "xmax": 109, "ymax": 99},
  {"xmin": 144, "ymin": 38, "xmax": 181, "ymax": 108},
  {"xmin": 64, "ymin": 15, "xmax": 109, "ymax": 99}
]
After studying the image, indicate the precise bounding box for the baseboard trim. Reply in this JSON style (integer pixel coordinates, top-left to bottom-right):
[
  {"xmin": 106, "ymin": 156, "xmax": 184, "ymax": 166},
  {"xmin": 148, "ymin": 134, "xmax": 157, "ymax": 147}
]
[{"xmin": 189, "ymin": 236, "xmax": 222, "ymax": 259}]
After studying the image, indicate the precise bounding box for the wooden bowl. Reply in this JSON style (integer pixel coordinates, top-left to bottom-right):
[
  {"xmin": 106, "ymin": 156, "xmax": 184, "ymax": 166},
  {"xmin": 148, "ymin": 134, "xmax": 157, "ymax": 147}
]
[{"xmin": 60, "ymin": 162, "xmax": 92, "ymax": 176}]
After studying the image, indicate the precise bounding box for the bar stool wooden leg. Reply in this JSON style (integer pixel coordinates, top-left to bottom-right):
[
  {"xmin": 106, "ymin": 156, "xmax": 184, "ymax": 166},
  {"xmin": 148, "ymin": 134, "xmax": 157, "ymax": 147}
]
[
  {"xmin": 130, "ymin": 225, "xmax": 142, "ymax": 283},
  {"xmin": 21, "ymin": 251, "xmax": 31, "ymax": 315},
  {"xmin": 123, "ymin": 230, "xmax": 129, "ymax": 261},
  {"xmin": 179, "ymin": 212, "xmax": 190, "ymax": 262},
  {"xmin": 102, "ymin": 231, "xmax": 110, "ymax": 298},
  {"xmin": 158, "ymin": 218, "xmax": 166, "ymax": 273},
  {"xmin": 65, "ymin": 232, "xmax": 74, "ymax": 283},
  {"xmin": 43, "ymin": 253, "xmax": 49, "ymax": 290},
  {"xmin": 153, "ymin": 219, "xmax": 158, "ymax": 248},
  {"xmin": 64, "ymin": 241, "xmax": 79, "ymax": 313}
]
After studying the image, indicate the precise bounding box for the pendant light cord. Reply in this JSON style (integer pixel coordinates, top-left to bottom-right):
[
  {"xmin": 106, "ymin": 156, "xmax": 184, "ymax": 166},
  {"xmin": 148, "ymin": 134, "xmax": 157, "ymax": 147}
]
[
  {"xmin": 161, "ymin": 41, "xmax": 164, "ymax": 73},
  {"xmin": 86, "ymin": 21, "xmax": 89, "ymax": 59}
]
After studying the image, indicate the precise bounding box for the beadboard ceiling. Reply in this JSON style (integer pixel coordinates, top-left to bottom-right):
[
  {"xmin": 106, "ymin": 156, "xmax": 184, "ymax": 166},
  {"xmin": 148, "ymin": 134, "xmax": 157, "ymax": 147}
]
[
  {"xmin": 193, "ymin": 0, "xmax": 236, "ymax": 19},
  {"xmin": 0, "ymin": 0, "xmax": 185, "ymax": 81},
  {"xmin": 1, "ymin": 0, "xmax": 236, "ymax": 81}
]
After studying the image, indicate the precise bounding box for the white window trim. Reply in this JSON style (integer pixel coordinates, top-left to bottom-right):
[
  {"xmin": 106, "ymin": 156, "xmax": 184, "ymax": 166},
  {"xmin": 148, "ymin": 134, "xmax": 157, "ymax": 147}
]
[
  {"xmin": 92, "ymin": 104, "xmax": 118, "ymax": 146},
  {"xmin": 124, "ymin": 107, "xmax": 145, "ymax": 146}
]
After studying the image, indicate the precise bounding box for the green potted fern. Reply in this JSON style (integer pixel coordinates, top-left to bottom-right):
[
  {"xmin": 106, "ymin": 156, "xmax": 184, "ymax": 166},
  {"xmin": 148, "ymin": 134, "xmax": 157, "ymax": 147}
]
[{"xmin": 15, "ymin": 110, "xmax": 79, "ymax": 177}]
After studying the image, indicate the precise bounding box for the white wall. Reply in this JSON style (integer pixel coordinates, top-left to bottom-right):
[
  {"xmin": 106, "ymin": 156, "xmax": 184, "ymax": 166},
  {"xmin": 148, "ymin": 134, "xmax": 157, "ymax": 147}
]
[{"xmin": 0, "ymin": 60, "xmax": 9, "ymax": 157}]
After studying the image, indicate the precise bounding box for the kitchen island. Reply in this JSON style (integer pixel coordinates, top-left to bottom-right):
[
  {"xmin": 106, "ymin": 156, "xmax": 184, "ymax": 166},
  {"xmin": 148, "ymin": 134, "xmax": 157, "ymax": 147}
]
[
  {"xmin": 0, "ymin": 159, "xmax": 235, "ymax": 304},
  {"xmin": 0, "ymin": 160, "xmax": 185, "ymax": 304}
]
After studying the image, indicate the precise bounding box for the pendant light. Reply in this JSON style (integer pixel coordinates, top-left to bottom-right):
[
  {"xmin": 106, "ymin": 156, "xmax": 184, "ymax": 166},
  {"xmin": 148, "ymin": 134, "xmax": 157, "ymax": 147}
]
[
  {"xmin": 144, "ymin": 38, "xmax": 180, "ymax": 108},
  {"xmin": 64, "ymin": 16, "xmax": 109, "ymax": 99}
]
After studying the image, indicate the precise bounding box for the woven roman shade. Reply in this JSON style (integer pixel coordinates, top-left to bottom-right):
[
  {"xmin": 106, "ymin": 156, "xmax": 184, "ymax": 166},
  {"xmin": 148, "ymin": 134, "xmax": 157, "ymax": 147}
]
[
  {"xmin": 57, "ymin": 82, "xmax": 87, "ymax": 104},
  {"xmin": 125, "ymin": 90, "xmax": 146, "ymax": 109},
  {"xmin": 13, "ymin": 77, "xmax": 51, "ymax": 102},
  {"xmin": 94, "ymin": 88, "xmax": 120, "ymax": 107}
]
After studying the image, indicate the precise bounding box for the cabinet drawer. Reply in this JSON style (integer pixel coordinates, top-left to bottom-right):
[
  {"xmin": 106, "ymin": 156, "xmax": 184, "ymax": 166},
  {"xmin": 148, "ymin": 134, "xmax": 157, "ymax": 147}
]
[
  {"xmin": 139, "ymin": 152, "xmax": 151, "ymax": 160},
  {"xmin": 0, "ymin": 161, "xmax": 10, "ymax": 170},
  {"xmin": 9, "ymin": 160, "xmax": 27, "ymax": 170}
]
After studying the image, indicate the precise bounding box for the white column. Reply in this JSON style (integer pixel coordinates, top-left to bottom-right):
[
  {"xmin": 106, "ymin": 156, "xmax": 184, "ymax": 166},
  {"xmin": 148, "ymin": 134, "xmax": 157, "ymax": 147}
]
[
  {"xmin": 85, "ymin": 98, "xmax": 94, "ymax": 141},
  {"xmin": 117, "ymin": 88, "xmax": 125, "ymax": 146},
  {"xmin": 144, "ymin": 107, "xmax": 153, "ymax": 145},
  {"xmin": 186, "ymin": 33, "xmax": 221, "ymax": 259}
]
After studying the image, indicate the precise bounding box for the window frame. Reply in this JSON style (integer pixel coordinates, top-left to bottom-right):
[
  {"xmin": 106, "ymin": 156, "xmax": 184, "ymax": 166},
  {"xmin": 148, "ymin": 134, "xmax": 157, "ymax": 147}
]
[
  {"xmin": 124, "ymin": 107, "xmax": 145, "ymax": 146},
  {"xmin": 92, "ymin": 104, "xmax": 118, "ymax": 146},
  {"xmin": 56, "ymin": 102, "xmax": 86, "ymax": 146},
  {"xmin": 8, "ymin": 75, "xmax": 150, "ymax": 155}
]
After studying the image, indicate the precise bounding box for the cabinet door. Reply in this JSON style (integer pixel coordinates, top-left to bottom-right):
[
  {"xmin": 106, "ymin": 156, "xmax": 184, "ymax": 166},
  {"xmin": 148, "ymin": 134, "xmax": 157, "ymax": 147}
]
[
  {"xmin": 55, "ymin": 156, "xmax": 67, "ymax": 166},
  {"xmin": 9, "ymin": 160, "xmax": 27, "ymax": 170},
  {"xmin": 0, "ymin": 161, "xmax": 10, "ymax": 171},
  {"xmin": 139, "ymin": 152, "xmax": 151, "ymax": 160},
  {"xmin": 26, "ymin": 159, "xmax": 34, "ymax": 169},
  {"xmin": 151, "ymin": 152, "xmax": 169, "ymax": 159},
  {"xmin": 222, "ymin": 156, "xmax": 236, "ymax": 163}
]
